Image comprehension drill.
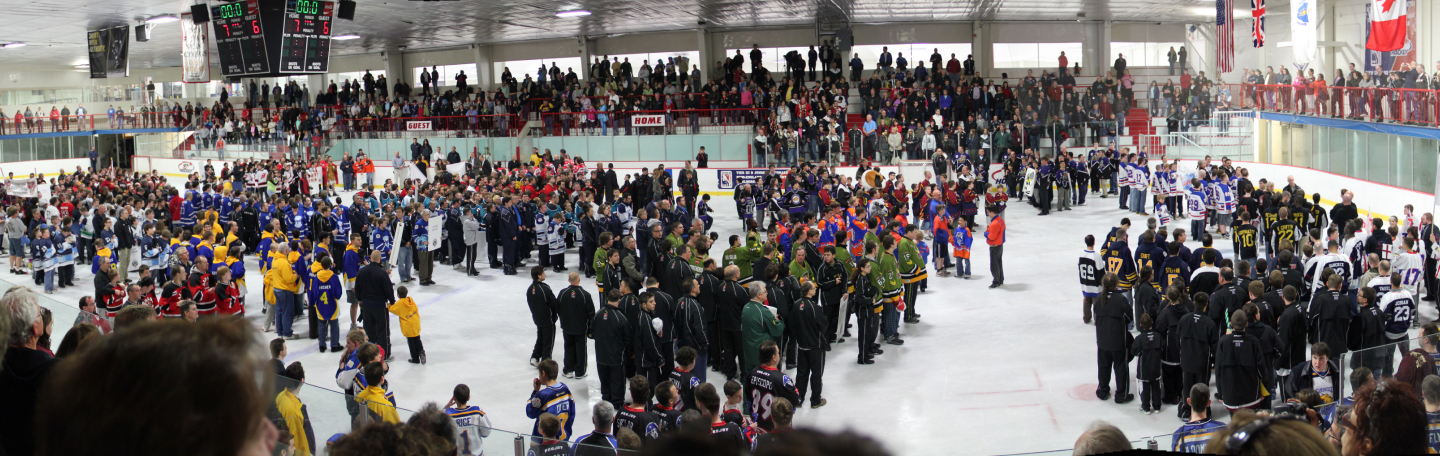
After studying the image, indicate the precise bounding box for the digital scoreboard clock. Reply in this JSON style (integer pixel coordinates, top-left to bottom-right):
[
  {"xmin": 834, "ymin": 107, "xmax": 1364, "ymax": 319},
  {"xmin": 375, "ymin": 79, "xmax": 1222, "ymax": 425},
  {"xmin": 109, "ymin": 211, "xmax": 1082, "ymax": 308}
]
[
  {"xmin": 278, "ymin": 0, "xmax": 334, "ymax": 73},
  {"xmin": 211, "ymin": 0, "xmax": 270, "ymax": 76}
]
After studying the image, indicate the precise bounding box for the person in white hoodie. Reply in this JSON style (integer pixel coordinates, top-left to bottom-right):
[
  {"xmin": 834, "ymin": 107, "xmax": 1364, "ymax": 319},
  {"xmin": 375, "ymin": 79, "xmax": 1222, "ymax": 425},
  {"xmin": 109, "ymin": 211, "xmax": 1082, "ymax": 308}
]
[{"xmin": 921, "ymin": 127, "xmax": 937, "ymax": 158}]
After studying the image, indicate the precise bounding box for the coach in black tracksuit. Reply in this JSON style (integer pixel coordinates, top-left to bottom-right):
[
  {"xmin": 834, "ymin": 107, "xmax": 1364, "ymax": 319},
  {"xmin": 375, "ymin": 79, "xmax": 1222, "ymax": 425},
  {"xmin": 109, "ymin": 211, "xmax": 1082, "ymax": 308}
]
[
  {"xmin": 793, "ymin": 284, "xmax": 828, "ymax": 407},
  {"xmin": 557, "ymin": 277, "xmax": 595, "ymax": 378},
  {"xmin": 355, "ymin": 253, "xmax": 395, "ymax": 356},
  {"xmin": 1094, "ymin": 276, "xmax": 1134, "ymax": 403},
  {"xmin": 485, "ymin": 204, "xmax": 501, "ymax": 268},
  {"xmin": 644, "ymin": 281, "xmax": 676, "ymax": 379},
  {"xmin": 1215, "ymin": 311, "xmax": 1266, "ymax": 415},
  {"xmin": 592, "ymin": 290, "xmax": 631, "ymax": 410},
  {"xmin": 526, "ymin": 267, "xmax": 559, "ymax": 364},
  {"xmin": 1177, "ymin": 297, "xmax": 1218, "ymax": 420},
  {"xmin": 817, "ymin": 250, "xmax": 848, "ymax": 343},
  {"xmin": 718, "ymin": 269, "xmax": 748, "ymax": 380}
]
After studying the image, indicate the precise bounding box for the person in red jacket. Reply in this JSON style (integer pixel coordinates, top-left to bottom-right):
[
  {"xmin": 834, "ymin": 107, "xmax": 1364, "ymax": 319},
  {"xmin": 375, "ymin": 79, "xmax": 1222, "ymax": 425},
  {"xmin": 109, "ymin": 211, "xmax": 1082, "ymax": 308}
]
[
  {"xmin": 985, "ymin": 205, "xmax": 1006, "ymax": 288},
  {"xmin": 168, "ymin": 189, "xmax": 183, "ymax": 223}
]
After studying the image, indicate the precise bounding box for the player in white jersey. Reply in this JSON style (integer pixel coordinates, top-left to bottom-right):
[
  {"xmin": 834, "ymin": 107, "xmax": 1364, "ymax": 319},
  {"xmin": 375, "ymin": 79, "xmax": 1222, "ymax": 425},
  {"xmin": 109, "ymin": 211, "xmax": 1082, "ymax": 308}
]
[
  {"xmin": 1377, "ymin": 273, "xmax": 1418, "ymax": 371},
  {"xmin": 446, "ymin": 384, "xmax": 493, "ymax": 456},
  {"xmin": 1365, "ymin": 260, "xmax": 1393, "ymax": 302},
  {"xmin": 1079, "ymin": 235, "xmax": 1102, "ymax": 324},
  {"xmin": 1341, "ymin": 227, "xmax": 1370, "ymax": 287},
  {"xmin": 1393, "ymin": 237, "xmax": 1426, "ymax": 297},
  {"xmin": 1304, "ymin": 240, "xmax": 1353, "ymax": 297}
]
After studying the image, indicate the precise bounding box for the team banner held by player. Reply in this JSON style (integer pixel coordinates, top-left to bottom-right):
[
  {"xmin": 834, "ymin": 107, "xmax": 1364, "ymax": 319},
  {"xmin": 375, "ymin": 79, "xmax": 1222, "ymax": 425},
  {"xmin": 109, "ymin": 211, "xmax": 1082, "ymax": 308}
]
[
  {"xmin": 180, "ymin": 13, "xmax": 211, "ymax": 83},
  {"xmin": 426, "ymin": 215, "xmax": 444, "ymax": 252},
  {"xmin": 446, "ymin": 162, "xmax": 467, "ymax": 176}
]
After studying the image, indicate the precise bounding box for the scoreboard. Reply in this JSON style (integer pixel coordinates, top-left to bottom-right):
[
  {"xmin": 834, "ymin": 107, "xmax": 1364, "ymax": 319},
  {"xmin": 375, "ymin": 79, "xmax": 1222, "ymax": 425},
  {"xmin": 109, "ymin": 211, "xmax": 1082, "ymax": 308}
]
[
  {"xmin": 278, "ymin": 0, "xmax": 334, "ymax": 73},
  {"xmin": 211, "ymin": 0, "xmax": 271, "ymax": 76}
]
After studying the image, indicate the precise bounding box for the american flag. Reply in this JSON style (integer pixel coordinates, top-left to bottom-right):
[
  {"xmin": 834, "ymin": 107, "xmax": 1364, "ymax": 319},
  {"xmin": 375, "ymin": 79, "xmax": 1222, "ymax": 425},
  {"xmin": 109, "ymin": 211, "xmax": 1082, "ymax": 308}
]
[
  {"xmin": 1218, "ymin": 0, "xmax": 1234, "ymax": 72},
  {"xmin": 1252, "ymin": 0, "xmax": 1265, "ymax": 47}
]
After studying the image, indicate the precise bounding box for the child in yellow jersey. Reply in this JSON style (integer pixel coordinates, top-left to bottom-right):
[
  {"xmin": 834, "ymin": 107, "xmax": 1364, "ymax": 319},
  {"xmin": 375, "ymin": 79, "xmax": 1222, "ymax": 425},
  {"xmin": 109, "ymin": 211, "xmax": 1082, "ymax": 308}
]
[{"xmin": 387, "ymin": 286, "xmax": 424, "ymax": 364}]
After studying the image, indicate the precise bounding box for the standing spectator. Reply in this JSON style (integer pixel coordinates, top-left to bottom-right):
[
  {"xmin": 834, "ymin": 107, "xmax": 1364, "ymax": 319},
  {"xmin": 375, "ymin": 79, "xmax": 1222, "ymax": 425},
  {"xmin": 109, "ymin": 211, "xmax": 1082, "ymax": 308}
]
[
  {"xmin": 1397, "ymin": 323, "xmax": 1440, "ymax": 395},
  {"xmin": 36, "ymin": 320, "xmax": 283, "ymax": 456},
  {"xmin": 1058, "ymin": 51, "xmax": 1069, "ymax": 76},
  {"xmin": 1, "ymin": 289, "xmax": 55, "ymax": 456},
  {"xmin": 985, "ymin": 205, "xmax": 1005, "ymax": 288},
  {"xmin": 1340, "ymin": 379, "xmax": 1429, "ymax": 455},
  {"xmin": 573, "ymin": 401, "xmax": 619, "ymax": 456}
]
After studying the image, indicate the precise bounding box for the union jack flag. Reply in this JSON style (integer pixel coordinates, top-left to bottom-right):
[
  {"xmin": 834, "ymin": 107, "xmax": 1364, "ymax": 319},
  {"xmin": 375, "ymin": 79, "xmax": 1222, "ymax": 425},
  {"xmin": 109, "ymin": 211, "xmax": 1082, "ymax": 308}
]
[
  {"xmin": 1218, "ymin": 0, "xmax": 1235, "ymax": 72},
  {"xmin": 1252, "ymin": 0, "xmax": 1266, "ymax": 47}
]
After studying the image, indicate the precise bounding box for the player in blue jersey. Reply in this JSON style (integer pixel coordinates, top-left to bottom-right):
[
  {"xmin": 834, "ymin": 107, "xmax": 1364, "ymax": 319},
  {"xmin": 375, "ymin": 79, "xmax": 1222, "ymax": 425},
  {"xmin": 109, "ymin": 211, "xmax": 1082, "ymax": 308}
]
[
  {"xmin": 526, "ymin": 360, "xmax": 575, "ymax": 441},
  {"xmin": 1423, "ymin": 376, "xmax": 1440, "ymax": 454},
  {"xmin": 1171, "ymin": 384, "xmax": 1226, "ymax": 453}
]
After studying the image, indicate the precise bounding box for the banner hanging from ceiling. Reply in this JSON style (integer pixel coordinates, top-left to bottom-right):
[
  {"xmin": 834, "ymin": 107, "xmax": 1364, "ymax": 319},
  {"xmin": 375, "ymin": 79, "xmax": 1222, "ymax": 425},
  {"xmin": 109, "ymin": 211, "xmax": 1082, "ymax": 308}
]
[
  {"xmin": 180, "ymin": 13, "xmax": 211, "ymax": 83},
  {"xmin": 1291, "ymin": 0, "xmax": 1317, "ymax": 63},
  {"xmin": 1364, "ymin": 0, "xmax": 1418, "ymax": 73}
]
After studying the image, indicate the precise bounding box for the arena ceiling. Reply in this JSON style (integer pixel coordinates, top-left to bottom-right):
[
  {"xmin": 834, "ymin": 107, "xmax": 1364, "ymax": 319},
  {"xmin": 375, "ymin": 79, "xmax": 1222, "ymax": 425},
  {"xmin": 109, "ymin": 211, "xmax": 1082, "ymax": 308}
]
[{"xmin": 0, "ymin": 0, "xmax": 1222, "ymax": 71}]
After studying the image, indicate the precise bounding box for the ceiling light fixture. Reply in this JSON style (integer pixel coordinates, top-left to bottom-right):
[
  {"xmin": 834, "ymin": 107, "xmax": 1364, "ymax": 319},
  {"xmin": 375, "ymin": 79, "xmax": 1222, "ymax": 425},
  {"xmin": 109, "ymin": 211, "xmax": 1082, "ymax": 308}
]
[
  {"xmin": 2, "ymin": 43, "xmax": 25, "ymax": 49},
  {"xmin": 146, "ymin": 15, "xmax": 180, "ymax": 24},
  {"xmin": 556, "ymin": 10, "xmax": 592, "ymax": 18},
  {"xmin": 333, "ymin": 34, "xmax": 360, "ymax": 40}
]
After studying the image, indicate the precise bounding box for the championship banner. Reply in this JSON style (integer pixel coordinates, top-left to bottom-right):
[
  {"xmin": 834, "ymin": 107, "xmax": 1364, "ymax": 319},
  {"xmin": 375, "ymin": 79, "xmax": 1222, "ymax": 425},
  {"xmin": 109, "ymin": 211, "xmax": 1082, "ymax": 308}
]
[
  {"xmin": 388, "ymin": 218, "xmax": 403, "ymax": 269},
  {"xmin": 426, "ymin": 215, "xmax": 444, "ymax": 252},
  {"xmin": 306, "ymin": 166, "xmax": 322, "ymax": 192},
  {"xmin": 406, "ymin": 121, "xmax": 433, "ymax": 131},
  {"xmin": 633, "ymin": 115, "xmax": 666, "ymax": 127},
  {"xmin": 180, "ymin": 13, "xmax": 211, "ymax": 83},
  {"xmin": 6, "ymin": 178, "xmax": 39, "ymax": 198}
]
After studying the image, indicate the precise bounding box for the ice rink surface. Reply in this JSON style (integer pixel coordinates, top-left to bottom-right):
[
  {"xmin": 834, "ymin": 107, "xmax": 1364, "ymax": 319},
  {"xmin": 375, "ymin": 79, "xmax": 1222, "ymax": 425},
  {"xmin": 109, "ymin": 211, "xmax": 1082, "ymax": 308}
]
[{"xmin": 46, "ymin": 178, "xmax": 1401, "ymax": 455}]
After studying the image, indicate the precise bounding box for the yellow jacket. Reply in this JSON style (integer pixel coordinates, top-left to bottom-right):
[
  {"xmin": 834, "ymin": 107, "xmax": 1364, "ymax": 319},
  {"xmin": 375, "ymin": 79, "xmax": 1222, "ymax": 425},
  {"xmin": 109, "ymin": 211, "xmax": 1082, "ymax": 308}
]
[
  {"xmin": 265, "ymin": 255, "xmax": 299, "ymax": 293},
  {"xmin": 275, "ymin": 389, "xmax": 315, "ymax": 456},
  {"xmin": 388, "ymin": 297, "xmax": 421, "ymax": 337},
  {"xmin": 355, "ymin": 385, "xmax": 400, "ymax": 424}
]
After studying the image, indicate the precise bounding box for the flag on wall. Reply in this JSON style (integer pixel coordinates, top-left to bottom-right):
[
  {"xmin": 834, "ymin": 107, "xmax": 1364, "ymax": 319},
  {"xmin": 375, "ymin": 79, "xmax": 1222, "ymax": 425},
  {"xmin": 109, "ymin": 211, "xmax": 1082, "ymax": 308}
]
[
  {"xmin": 1292, "ymin": 0, "xmax": 1317, "ymax": 63},
  {"xmin": 1251, "ymin": 0, "xmax": 1265, "ymax": 47},
  {"xmin": 1218, "ymin": 0, "xmax": 1234, "ymax": 72},
  {"xmin": 1367, "ymin": 0, "xmax": 1408, "ymax": 51}
]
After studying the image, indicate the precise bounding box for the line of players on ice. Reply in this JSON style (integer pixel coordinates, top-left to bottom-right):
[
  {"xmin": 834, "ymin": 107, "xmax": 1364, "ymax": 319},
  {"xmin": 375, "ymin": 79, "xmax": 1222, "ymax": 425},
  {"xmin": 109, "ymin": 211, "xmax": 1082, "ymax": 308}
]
[
  {"xmin": 1078, "ymin": 164, "xmax": 1430, "ymax": 418},
  {"xmin": 1021, "ymin": 151, "xmax": 1248, "ymax": 233}
]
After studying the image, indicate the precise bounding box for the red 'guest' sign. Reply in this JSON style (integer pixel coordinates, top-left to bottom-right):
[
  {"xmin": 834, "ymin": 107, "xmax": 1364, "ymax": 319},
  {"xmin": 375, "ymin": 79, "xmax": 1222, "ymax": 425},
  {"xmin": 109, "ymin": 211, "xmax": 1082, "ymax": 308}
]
[
  {"xmin": 407, "ymin": 121, "xmax": 433, "ymax": 131},
  {"xmin": 632, "ymin": 115, "xmax": 665, "ymax": 126}
]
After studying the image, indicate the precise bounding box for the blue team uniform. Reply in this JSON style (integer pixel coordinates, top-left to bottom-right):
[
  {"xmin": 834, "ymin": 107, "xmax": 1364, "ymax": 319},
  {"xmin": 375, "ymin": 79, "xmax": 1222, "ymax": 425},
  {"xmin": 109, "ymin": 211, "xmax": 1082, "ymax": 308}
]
[
  {"xmin": 1171, "ymin": 418, "xmax": 1226, "ymax": 453},
  {"xmin": 525, "ymin": 383, "xmax": 575, "ymax": 441}
]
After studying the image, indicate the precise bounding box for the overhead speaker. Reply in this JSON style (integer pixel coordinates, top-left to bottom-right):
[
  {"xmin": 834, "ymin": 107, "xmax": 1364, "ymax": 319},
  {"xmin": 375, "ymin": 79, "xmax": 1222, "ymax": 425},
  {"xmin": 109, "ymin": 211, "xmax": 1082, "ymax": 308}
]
[
  {"xmin": 135, "ymin": 25, "xmax": 151, "ymax": 42},
  {"xmin": 337, "ymin": 0, "xmax": 356, "ymax": 20},
  {"xmin": 190, "ymin": 4, "xmax": 210, "ymax": 23},
  {"xmin": 833, "ymin": 29, "xmax": 853, "ymax": 51}
]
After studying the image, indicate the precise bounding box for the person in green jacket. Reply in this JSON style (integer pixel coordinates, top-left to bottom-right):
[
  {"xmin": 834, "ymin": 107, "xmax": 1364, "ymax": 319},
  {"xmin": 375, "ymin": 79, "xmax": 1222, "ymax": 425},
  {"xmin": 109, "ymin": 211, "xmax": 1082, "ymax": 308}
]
[
  {"xmin": 788, "ymin": 247, "xmax": 813, "ymax": 283},
  {"xmin": 874, "ymin": 235, "xmax": 904, "ymax": 346},
  {"xmin": 896, "ymin": 227, "xmax": 926, "ymax": 324},
  {"xmin": 741, "ymin": 282, "xmax": 785, "ymax": 373},
  {"xmin": 594, "ymin": 232, "xmax": 613, "ymax": 293},
  {"xmin": 723, "ymin": 233, "xmax": 759, "ymax": 282},
  {"xmin": 665, "ymin": 221, "xmax": 685, "ymax": 252}
]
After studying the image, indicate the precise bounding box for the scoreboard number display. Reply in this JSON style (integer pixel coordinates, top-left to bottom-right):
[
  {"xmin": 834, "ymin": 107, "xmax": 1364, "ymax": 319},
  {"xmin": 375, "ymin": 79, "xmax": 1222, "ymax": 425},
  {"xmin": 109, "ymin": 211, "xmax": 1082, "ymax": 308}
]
[
  {"xmin": 279, "ymin": 0, "xmax": 334, "ymax": 73},
  {"xmin": 211, "ymin": 0, "xmax": 270, "ymax": 76}
]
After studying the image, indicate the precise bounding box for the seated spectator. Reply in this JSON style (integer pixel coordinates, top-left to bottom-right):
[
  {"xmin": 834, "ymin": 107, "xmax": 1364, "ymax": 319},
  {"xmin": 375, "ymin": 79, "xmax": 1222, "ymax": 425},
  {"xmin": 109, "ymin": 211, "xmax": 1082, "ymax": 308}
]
[
  {"xmin": 1, "ymin": 288, "xmax": 55, "ymax": 456},
  {"xmin": 329, "ymin": 421, "xmax": 452, "ymax": 456},
  {"xmin": 1205, "ymin": 410, "xmax": 1337, "ymax": 455},
  {"xmin": 113, "ymin": 304, "xmax": 157, "ymax": 331},
  {"xmin": 36, "ymin": 319, "xmax": 280, "ymax": 455},
  {"xmin": 54, "ymin": 322, "xmax": 101, "ymax": 358},
  {"xmin": 1072, "ymin": 421, "xmax": 1131, "ymax": 455},
  {"xmin": 404, "ymin": 403, "xmax": 457, "ymax": 452},
  {"xmin": 1335, "ymin": 379, "xmax": 1428, "ymax": 455}
]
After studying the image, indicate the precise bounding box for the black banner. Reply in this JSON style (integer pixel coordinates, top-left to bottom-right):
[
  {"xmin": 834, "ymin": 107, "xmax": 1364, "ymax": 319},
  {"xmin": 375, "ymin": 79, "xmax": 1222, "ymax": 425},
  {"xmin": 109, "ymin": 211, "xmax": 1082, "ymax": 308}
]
[
  {"xmin": 106, "ymin": 25, "xmax": 130, "ymax": 78},
  {"xmin": 86, "ymin": 29, "xmax": 107, "ymax": 79}
]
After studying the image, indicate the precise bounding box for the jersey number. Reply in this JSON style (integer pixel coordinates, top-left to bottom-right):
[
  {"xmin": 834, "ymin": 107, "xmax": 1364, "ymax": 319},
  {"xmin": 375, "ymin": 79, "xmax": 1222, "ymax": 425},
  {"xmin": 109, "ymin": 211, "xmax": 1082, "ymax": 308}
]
[
  {"xmin": 556, "ymin": 412, "xmax": 569, "ymax": 440},
  {"xmin": 1107, "ymin": 257, "xmax": 1123, "ymax": 274},
  {"xmin": 751, "ymin": 390, "xmax": 775, "ymax": 422},
  {"xmin": 1405, "ymin": 268, "xmax": 1423, "ymax": 286},
  {"xmin": 459, "ymin": 430, "xmax": 473, "ymax": 455},
  {"xmin": 1079, "ymin": 264, "xmax": 1096, "ymax": 282}
]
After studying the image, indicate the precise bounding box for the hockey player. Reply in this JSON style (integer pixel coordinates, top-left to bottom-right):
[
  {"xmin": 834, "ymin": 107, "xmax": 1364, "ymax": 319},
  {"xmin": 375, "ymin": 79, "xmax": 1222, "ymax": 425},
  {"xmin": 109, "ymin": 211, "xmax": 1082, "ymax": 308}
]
[
  {"xmin": 1393, "ymin": 237, "xmax": 1425, "ymax": 297},
  {"xmin": 744, "ymin": 340, "xmax": 800, "ymax": 431},
  {"xmin": 1079, "ymin": 235, "xmax": 1102, "ymax": 324},
  {"xmin": 614, "ymin": 375, "xmax": 661, "ymax": 443},
  {"xmin": 1185, "ymin": 179, "xmax": 1207, "ymax": 241},
  {"xmin": 1102, "ymin": 228, "xmax": 1138, "ymax": 292},
  {"xmin": 525, "ymin": 360, "xmax": 576, "ymax": 441},
  {"xmin": 1378, "ymin": 273, "xmax": 1417, "ymax": 375},
  {"xmin": 445, "ymin": 384, "xmax": 493, "ymax": 456}
]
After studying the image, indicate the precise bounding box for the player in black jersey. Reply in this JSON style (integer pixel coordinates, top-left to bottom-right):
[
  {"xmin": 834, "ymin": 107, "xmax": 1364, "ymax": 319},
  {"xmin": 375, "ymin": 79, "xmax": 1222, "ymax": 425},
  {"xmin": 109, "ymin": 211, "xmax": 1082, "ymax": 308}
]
[
  {"xmin": 528, "ymin": 413, "xmax": 571, "ymax": 456},
  {"xmin": 752, "ymin": 397, "xmax": 795, "ymax": 453},
  {"xmin": 745, "ymin": 340, "xmax": 801, "ymax": 431},
  {"xmin": 671, "ymin": 346, "xmax": 700, "ymax": 411},
  {"xmin": 696, "ymin": 382, "xmax": 750, "ymax": 452},
  {"xmin": 614, "ymin": 375, "xmax": 661, "ymax": 443},
  {"xmin": 651, "ymin": 380, "xmax": 683, "ymax": 433},
  {"xmin": 1233, "ymin": 211, "xmax": 1259, "ymax": 269}
]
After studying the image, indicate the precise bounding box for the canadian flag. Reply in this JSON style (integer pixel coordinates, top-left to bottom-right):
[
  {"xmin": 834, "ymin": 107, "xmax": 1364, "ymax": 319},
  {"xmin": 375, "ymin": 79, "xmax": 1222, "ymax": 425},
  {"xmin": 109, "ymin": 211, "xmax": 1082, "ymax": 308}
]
[{"xmin": 1367, "ymin": 0, "xmax": 1407, "ymax": 52}]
